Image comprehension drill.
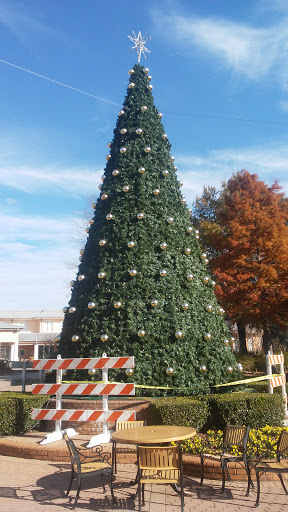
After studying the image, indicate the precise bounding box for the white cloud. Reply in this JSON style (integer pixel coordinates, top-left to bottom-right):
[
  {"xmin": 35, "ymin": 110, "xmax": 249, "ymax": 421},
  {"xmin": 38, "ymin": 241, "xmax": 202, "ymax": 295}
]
[
  {"xmin": 152, "ymin": 10, "xmax": 288, "ymax": 87},
  {"xmin": 177, "ymin": 142, "xmax": 288, "ymax": 202},
  {"xmin": 0, "ymin": 165, "xmax": 102, "ymax": 196}
]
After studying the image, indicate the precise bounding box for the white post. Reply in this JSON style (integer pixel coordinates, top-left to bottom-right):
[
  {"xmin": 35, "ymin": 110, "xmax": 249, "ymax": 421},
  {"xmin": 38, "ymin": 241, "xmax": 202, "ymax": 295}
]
[
  {"xmin": 280, "ymin": 352, "xmax": 288, "ymax": 415},
  {"xmin": 55, "ymin": 354, "xmax": 62, "ymax": 433},
  {"xmin": 266, "ymin": 351, "xmax": 273, "ymax": 394},
  {"xmin": 102, "ymin": 352, "xmax": 109, "ymax": 436},
  {"xmin": 33, "ymin": 343, "xmax": 39, "ymax": 360}
]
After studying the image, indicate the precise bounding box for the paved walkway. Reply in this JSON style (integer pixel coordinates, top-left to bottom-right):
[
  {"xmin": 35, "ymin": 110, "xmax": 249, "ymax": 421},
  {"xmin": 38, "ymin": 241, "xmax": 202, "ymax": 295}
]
[{"xmin": 0, "ymin": 455, "xmax": 287, "ymax": 512}]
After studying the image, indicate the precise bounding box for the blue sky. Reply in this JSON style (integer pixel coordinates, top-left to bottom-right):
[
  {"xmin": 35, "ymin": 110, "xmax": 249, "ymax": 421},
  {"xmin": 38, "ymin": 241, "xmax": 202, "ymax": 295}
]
[{"xmin": 1, "ymin": 0, "xmax": 288, "ymax": 310}]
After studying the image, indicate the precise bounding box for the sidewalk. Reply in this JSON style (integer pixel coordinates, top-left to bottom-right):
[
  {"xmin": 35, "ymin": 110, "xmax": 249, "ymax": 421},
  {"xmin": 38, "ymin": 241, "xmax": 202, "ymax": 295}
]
[{"xmin": 0, "ymin": 454, "xmax": 287, "ymax": 512}]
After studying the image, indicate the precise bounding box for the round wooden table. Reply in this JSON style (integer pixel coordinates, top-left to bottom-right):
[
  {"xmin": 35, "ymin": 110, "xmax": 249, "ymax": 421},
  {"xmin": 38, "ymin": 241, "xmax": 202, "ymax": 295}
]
[{"xmin": 111, "ymin": 425, "xmax": 196, "ymax": 445}]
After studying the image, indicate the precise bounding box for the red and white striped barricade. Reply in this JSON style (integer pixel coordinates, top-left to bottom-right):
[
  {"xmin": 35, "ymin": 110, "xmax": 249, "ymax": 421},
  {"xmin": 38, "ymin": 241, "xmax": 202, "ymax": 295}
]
[
  {"xmin": 266, "ymin": 351, "xmax": 287, "ymax": 415},
  {"xmin": 31, "ymin": 353, "xmax": 135, "ymax": 445}
]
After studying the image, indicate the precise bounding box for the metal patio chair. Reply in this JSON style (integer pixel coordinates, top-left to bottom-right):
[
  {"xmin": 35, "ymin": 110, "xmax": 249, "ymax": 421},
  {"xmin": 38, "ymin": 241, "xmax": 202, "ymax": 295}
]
[
  {"xmin": 63, "ymin": 432, "xmax": 115, "ymax": 508},
  {"xmin": 137, "ymin": 444, "xmax": 184, "ymax": 512},
  {"xmin": 200, "ymin": 424, "xmax": 251, "ymax": 492},
  {"xmin": 246, "ymin": 429, "xmax": 288, "ymax": 506}
]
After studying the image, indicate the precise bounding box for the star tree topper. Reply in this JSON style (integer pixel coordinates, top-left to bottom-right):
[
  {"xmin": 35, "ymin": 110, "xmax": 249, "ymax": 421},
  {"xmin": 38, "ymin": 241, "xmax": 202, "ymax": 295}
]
[{"xmin": 128, "ymin": 31, "xmax": 151, "ymax": 63}]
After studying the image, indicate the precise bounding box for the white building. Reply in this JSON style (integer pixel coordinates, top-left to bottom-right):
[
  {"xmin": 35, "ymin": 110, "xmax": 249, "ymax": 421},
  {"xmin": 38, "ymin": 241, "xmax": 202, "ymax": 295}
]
[{"xmin": 0, "ymin": 310, "xmax": 63, "ymax": 361}]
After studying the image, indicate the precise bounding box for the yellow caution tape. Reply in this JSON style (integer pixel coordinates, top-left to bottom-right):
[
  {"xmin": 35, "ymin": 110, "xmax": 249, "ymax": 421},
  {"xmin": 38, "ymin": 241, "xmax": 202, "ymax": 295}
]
[{"xmin": 214, "ymin": 374, "xmax": 285, "ymax": 388}]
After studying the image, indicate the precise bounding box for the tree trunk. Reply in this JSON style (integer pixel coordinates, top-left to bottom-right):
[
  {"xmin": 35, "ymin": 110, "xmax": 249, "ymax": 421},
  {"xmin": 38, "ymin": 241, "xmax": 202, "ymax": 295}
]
[
  {"xmin": 262, "ymin": 321, "xmax": 271, "ymax": 354},
  {"xmin": 237, "ymin": 323, "xmax": 248, "ymax": 353}
]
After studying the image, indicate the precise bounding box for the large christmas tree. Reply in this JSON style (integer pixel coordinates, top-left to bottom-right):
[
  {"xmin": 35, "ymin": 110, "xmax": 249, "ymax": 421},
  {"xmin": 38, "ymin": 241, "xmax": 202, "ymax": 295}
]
[{"xmin": 58, "ymin": 51, "xmax": 239, "ymax": 395}]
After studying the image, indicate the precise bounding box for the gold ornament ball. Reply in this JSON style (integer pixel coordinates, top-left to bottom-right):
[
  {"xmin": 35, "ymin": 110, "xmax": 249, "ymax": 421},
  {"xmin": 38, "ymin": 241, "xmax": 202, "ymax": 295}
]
[
  {"xmin": 79, "ymin": 256, "xmax": 82, "ymax": 262},
  {"xmin": 144, "ymin": 146, "xmax": 151, "ymax": 153},
  {"xmin": 69, "ymin": 307, "xmax": 76, "ymax": 313},
  {"xmin": 70, "ymin": 280, "xmax": 75, "ymax": 287},
  {"xmin": 167, "ymin": 217, "xmax": 174, "ymax": 224},
  {"xmin": 175, "ymin": 330, "xmax": 183, "ymax": 339},
  {"xmin": 118, "ymin": 110, "xmax": 125, "ymax": 116},
  {"xmin": 136, "ymin": 128, "xmax": 143, "ymax": 135},
  {"xmin": 138, "ymin": 329, "xmax": 145, "ymax": 337},
  {"xmin": 107, "ymin": 142, "xmax": 111, "ymax": 148},
  {"xmin": 187, "ymin": 273, "xmax": 194, "ymax": 281},
  {"xmin": 101, "ymin": 193, "xmax": 108, "ymax": 200},
  {"xmin": 105, "ymin": 154, "xmax": 111, "ymax": 161},
  {"xmin": 88, "ymin": 369, "xmax": 96, "ymax": 376},
  {"xmin": 120, "ymin": 147, "xmax": 127, "ymax": 154},
  {"xmin": 205, "ymin": 259, "xmax": 209, "ymax": 264},
  {"xmin": 223, "ymin": 339, "xmax": 230, "ymax": 346},
  {"xmin": 211, "ymin": 280, "xmax": 216, "ymax": 286},
  {"xmin": 78, "ymin": 274, "xmax": 85, "ymax": 281},
  {"xmin": 106, "ymin": 213, "xmax": 113, "ymax": 221},
  {"xmin": 202, "ymin": 253, "xmax": 207, "ymax": 260},
  {"xmin": 203, "ymin": 276, "xmax": 210, "ymax": 284},
  {"xmin": 184, "ymin": 248, "xmax": 191, "ymax": 255},
  {"xmin": 45, "ymin": 369, "xmax": 53, "ymax": 374},
  {"xmin": 137, "ymin": 212, "xmax": 145, "ymax": 220},
  {"xmin": 219, "ymin": 307, "xmax": 225, "ymax": 315},
  {"xmin": 158, "ymin": 112, "xmax": 163, "ymax": 118},
  {"xmin": 114, "ymin": 301, "xmax": 122, "ymax": 309},
  {"xmin": 153, "ymin": 189, "xmax": 160, "ymax": 196},
  {"xmin": 174, "ymin": 166, "xmax": 178, "ymax": 171},
  {"xmin": 71, "ymin": 335, "xmax": 79, "ymax": 342},
  {"xmin": 128, "ymin": 69, "xmax": 134, "ymax": 75},
  {"xmin": 227, "ymin": 366, "xmax": 233, "ymax": 374},
  {"xmin": 89, "ymin": 219, "xmax": 94, "ymax": 225},
  {"xmin": 160, "ymin": 242, "xmax": 167, "ymax": 250},
  {"xmin": 159, "ymin": 269, "xmax": 167, "ymax": 277},
  {"xmin": 100, "ymin": 334, "xmax": 109, "ymax": 342},
  {"xmin": 120, "ymin": 128, "xmax": 127, "ymax": 134},
  {"xmin": 127, "ymin": 241, "xmax": 135, "ymax": 248},
  {"xmin": 200, "ymin": 365, "xmax": 207, "ymax": 373},
  {"xmin": 186, "ymin": 227, "xmax": 193, "ymax": 234},
  {"xmin": 80, "ymin": 248, "xmax": 84, "ymax": 255},
  {"xmin": 231, "ymin": 337, "xmax": 235, "ymax": 342},
  {"xmin": 147, "ymin": 84, "xmax": 153, "ymax": 90},
  {"xmin": 195, "ymin": 234, "xmax": 200, "ymax": 240},
  {"xmin": 128, "ymin": 82, "xmax": 135, "ymax": 88},
  {"xmin": 181, "ymin": 195, "xmax": 186, "ymax": 204},
  {"xmin": 101, "ymin": 175, "xmax": 105, "ymax": 182},
  {"xmin": 112, "ymin": 169, "xmax": 120, "ymax": 176},
  {"xmin": 98, "ymin": 272, "xmax": 106, "ymax": 279},
  {"xmin": 147, "ymin": 75, "xmax": 152, "ymax": 81},
  {"xmin": 123, "ymin": 185, "xmax": 130, "ymax": 193},
  {"xmin": 99, "ymin": 239, "xmax": 107, "ymax": 247},
  {"xmin": 129, "ymin": 269, "xmax": 137, "ymax": 277},
  {"xmin": 85, "ymin": 228, "xmax": 90, "ymax": 233},
  {"xmin": 163, "ymin": 134, "xmax": 167, "ymax": 139},
  {"xmin": 237, "ymin": 363, "xmax": 243, "ymax": 372},
  {"xmin": 206, "ymin": 305, "xmax": 213, "ymax": 312},
  {"xmin": 204, "ymin": 333, "xmax": 212, "ymax": 341},
  {"xmin": 141, "ymin": 105, "xmax": 148, "ymax": 112},
  {"xmin": 88, "ymin": 302, "xmax": 96, "ymax": 309},
  {"xmin": 144, "ymin": 67, "xmax": 149, "ymax": 74},
  {"xmin": 62, "ymin": 307, "xmax": 68, "ymax": 313},
  {"xmin": 98, "ymin": 184, "xmax": 102, "ymax": 191},
  {"xmin": 53, "ymin": 335, "xmax": 60, "ymax": 344},
  {"xmin": 170, "ymin": 156, "xmax": 175, "ymax": 161},
  {"xmin": 138, "ymin": 166, "xmax": 145, "ymax": 174},
  {"xmin": 166, "ymin": 367, "xmax": 174, "ymax": 375},
  {"xmin": 92, "ymin": 202, "xmax": 96, "ymax": 209},
  {"xmin": 182, "ymin": 303, "xmax": 189, "ymax": 310},
  {"xmin": 151, "ymin": 299, "xmax": 159, "ymax": 307},
  {"xmin": 125, "ymin": 368, "xmax": 134, "ymax": 376},
  {"xmin": 162, "ymin": 170, "xmax": 169, "ymax": 176}
]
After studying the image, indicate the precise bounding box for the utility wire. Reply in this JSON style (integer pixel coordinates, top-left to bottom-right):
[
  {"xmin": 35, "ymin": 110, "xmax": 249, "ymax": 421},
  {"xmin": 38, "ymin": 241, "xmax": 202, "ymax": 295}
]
[
  {"xmin": 0, "ymin": 58, "xmax": 122, "ymax": 107},
  {"xmin": 1, "ymin": 57, "xmax": 288, "ymax": 126}
]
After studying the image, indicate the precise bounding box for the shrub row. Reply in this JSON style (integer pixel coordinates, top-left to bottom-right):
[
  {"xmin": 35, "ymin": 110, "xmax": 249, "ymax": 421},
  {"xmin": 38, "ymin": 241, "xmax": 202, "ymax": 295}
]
[
  {"xmin": 0, "ymin": 392, "xmax": 49, "ymax": 435},
  {"xmin": 149, "ymin": 392, "xmax": 285, "ymax": 431}
]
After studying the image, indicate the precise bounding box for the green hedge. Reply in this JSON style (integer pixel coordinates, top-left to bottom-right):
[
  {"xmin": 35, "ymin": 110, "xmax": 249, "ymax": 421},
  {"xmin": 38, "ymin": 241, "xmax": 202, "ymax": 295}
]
[
  {"xmin": 149, "ymin": 393, "xmax": 285, "ymax": 431},
  {"xmin": 0, "ymin": 392, "xmax": 50, "ymax": 435},
  {"xmin": 149, "ymin": 397, "xmax": 209, "ymax": 431}
]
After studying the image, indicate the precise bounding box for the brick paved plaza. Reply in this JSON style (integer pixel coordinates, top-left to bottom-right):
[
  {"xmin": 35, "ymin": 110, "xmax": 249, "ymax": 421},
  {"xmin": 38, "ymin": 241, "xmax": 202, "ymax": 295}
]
[{"xmin": 0, "ymin": 454, "xmax": 287, "ymax": 512}]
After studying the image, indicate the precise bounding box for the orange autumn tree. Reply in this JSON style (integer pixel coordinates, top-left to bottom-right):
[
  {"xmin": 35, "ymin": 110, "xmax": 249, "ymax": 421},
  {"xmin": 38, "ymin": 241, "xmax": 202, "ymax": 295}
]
[{"xmin": 193, "ymin": 171, "xmax": 288, "ymax": 353}]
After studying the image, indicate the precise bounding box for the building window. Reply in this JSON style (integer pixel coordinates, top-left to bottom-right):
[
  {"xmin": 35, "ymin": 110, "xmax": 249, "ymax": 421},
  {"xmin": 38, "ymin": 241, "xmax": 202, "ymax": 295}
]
[
  {"xmin": 42, "ymin": 321, "xmax": 54, "ymax": 332},
  {"xmin": 39, "ymin": 345, "xmax": 55, "ymax": 358},
  {"xmin": 0, "ymin": 345, "xmax": 10, "ymax": 359}
]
